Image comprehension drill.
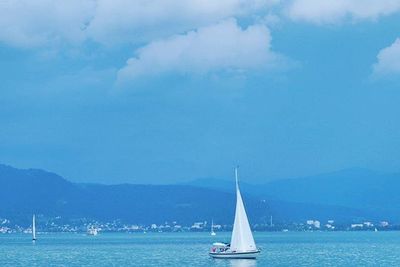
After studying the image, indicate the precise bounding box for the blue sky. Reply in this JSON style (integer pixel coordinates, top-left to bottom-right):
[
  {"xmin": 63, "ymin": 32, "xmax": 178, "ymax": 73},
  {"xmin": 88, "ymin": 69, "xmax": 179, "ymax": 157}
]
[{"xmin": 1, "ymin": 0, "xmax": 400, "ymax": 184}]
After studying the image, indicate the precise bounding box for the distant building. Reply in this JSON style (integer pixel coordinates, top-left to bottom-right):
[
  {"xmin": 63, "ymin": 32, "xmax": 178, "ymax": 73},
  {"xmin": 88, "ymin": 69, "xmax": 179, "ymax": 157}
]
[
  {"xmin": 363, "ymin": 222, "xmax": 373, "ymax": 227},
  {"xmin": 325, "ymin": 224, "xmax": 334, "ymax": 230},
  {"xmin": 306, "ymin": 220, "xmax": 320, "ymax": 228},
  {"xmin": 380, "ymin": 221, "xmax": 389, "ymax": 227},
  {"xmin": 0, "ymin": 227, "xmax": 10, "ymax": 233},
  {"xmin": 191, "ymin": 222, "xmax": 204, "ymax": 229},
  {"xmin": 213, "ymin": 224, "xmax": 222, "ymax": 229}
]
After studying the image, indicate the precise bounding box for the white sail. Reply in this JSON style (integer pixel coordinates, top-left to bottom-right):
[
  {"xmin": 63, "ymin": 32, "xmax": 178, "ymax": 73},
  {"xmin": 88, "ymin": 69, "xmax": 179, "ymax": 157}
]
[
  {"xmin": 211, "ymin": 219, "xmax": 216, "ymax": 236},
  {"xmin": 32, "ymin": 214, "xmax": 36, "ymax": 240},
  {"xmin": 230, "ymin": 168, "xmax": 257, "ymax": 252}
]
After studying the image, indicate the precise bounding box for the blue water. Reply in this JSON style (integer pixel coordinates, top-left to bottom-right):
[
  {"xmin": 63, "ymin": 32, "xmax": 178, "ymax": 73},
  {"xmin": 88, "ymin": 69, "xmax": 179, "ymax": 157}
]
[{"xmin": 1, "ymin": 231, "xmax": 400, "ymax": 266}]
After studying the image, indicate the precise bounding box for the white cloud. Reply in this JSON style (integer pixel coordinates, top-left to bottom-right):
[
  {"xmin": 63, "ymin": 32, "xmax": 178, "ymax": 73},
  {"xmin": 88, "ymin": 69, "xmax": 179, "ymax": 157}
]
[
  {"xmin": 373, "ymin": 38, "xmax": 400, "ymax": 76},
  {"xmin": 0, "ymin": 0, "xmax": 278, "ymax": 48},
  {"xmin": 1, "ymin": 0, "xmax": 399, "ymax": 49},
  {"xmin": 86, "ymin": 0, "xmax": 278, "ymax": 45},
  {"xmin": 0, "ymin": 0, "xmax": 95, "ymax": 47},
  {"xmin": 286, "ymin": 0, "xmax": 400, "ymax": 24},
  {"xmin": 117, "ymin": 19, "xmax": 283, "ymax": 83}
]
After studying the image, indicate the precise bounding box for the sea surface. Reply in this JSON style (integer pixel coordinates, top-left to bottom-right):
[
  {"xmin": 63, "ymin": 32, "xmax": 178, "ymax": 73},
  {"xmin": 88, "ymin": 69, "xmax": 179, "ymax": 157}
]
[{"xmin": 1, "ymin": 231, "xmax": 400, "ymax": 266}]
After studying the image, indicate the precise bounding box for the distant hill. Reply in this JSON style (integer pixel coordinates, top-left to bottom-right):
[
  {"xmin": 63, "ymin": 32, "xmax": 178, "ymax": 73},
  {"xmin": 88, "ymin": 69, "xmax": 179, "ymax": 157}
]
[
  {"xmin": 182, "ymin": 177, "xmax": 263, "ymax": 196},
  {"xmin": 186, "ymin": 168, "xmax": 400, "ymax": 222},
  {"xmin": 262, "ymin": 168, "xmax": 400, "ymax": 220},
  {"xmin": 0, "ymin": 164, "xmax": 382, "ymax": 226},
  {"xmin": 0, "ymin": 164, "xmax": 265, "ymax": 225}
]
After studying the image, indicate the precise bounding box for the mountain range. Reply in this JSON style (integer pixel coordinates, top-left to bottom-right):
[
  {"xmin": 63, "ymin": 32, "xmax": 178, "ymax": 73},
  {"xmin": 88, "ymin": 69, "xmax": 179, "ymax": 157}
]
[
  {"xmin": 1, "ymin": 163, "xmax": 399, "ymax": 226},
  {"xmin": 0, "ymin": 164, "xmax": 264, "ymax": 225},
  {"xmin": 186, "ymin": 168, "xmax": 400, "ymax": 222}
]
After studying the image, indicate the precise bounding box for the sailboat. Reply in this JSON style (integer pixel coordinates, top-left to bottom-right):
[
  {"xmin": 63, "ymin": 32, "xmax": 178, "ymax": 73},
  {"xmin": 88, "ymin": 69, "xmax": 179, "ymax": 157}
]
[
  {"xmin": 211, "ymin": 219, "xmax": 216, "ymax": 236},
  {"xmin": 32, "ymin": 214, "xmax": 37, "ymax": 241},
  {"xmin": 209, "ymin": 167, "xmax": 260, "ymax": 259},
  {"xmin": 87, "ymin": 226, "xmax": 99, "ymax": 236}
]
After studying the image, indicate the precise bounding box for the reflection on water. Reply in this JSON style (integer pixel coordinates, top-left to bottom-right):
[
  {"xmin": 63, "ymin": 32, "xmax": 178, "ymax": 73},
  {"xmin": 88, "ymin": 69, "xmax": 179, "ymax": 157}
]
[
  {"xmin": 229, "ymin": 259, "xmax": 257, "ymax": 267},
  {"xmin": 213, "ymin": 259, "xmax": 257, "ymax": 267}
]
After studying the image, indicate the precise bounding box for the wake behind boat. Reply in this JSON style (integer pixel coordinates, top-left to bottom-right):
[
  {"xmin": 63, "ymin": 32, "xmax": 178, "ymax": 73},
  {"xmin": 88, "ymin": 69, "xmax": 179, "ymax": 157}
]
[{"xmin": 209, "ymin": 167, "xmax": 260, "ymax": 259}]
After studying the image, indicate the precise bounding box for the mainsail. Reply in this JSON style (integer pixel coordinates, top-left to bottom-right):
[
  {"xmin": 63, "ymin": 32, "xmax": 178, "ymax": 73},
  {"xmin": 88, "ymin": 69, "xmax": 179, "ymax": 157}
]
[
  {"xmin": 32, "ymin": 214, "xmax": 36, "ymax": 241},
  {"xmin": 211, "ymin": 219, "xmax": 216, "ymax": 235},
  {"xmin": 230, "ymin": 168, "xmax": 257, "ymax": 252}
]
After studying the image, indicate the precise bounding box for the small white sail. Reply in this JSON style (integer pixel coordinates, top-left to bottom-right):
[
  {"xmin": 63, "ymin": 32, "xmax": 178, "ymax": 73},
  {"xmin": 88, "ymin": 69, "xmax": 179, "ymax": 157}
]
[
  {"xmin": 32, "ymin": 214, "xmax": 36, "ymax": 241},
  {"xmin": 211, "ymin": 219, "xmax": 216, "ymax": 236},
  {"xmin": 230, "ymin": 168, "xmax": 257, "ymax": 252}
]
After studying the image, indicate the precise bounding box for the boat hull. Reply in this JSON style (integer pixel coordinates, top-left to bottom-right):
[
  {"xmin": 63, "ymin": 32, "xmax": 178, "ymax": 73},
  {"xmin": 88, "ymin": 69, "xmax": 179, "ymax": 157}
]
[{"xmin": 209, "ymin": 250, "xmax": 260, "ymax": 259}]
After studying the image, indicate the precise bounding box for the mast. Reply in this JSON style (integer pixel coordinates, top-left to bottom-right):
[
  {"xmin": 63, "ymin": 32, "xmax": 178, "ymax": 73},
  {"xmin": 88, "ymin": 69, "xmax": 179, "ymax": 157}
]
[
  {"xmin": 235, "ymin": 167, "xmax": 239, "ymax": 191},
  {"xmin": 32, "ymin": 214, "xmax": 36, "ymax": 241},
  {"xmin": 230, "ymin": 167, "xmax": 257, "ymax": 252}
]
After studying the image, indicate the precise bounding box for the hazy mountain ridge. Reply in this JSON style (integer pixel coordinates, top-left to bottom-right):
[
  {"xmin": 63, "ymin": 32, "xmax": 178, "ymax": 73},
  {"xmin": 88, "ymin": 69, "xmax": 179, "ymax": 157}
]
[
  {"xmin": 0, "ymin": 164, "xmax": 264, "ymax": 225},
  {"xmin": 0, "ymin": 164, "xmax": 388, "ymax": 225},
  {"xmin": 186, "ymin": 168, "xmax": 400, "ymax": 222}
]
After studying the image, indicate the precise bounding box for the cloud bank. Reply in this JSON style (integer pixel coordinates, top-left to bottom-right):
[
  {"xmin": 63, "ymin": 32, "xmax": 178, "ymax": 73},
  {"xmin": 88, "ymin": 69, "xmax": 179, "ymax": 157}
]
[
  {"xmin": 373, "ymin": 38, "xmax": 400, "ymax": 76},
  {"xmin": 87, "ymin": 0, "xmax": 277, "ymax": 45},
  {"xmin": 0, "ymin": 0, "xmax": 277, "ymax": 47},
  {"xmin": 117, "ymin": 19, "xmax": 281, "ymax": 83},
  {"xmin": 2, "ymin": 0, "xmax": 400, "ymax": 86},
  {"xmin": 0, "ymin": 0, "xmax": 95, "ymax": 47},
  {"xmin": 286, "ymin": 0, "xmax": 400, "ymax": 24},
  {"xmin": 1, "ymin": 0, "xmax": 400, "ymax": 48}
]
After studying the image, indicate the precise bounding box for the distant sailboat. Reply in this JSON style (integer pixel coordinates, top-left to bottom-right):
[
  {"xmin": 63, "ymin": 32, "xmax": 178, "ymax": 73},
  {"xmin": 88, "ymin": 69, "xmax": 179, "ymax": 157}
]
[
  {"xmin": 32, "ymin": 214, "xmax": 37, "ymax": 241},
  {"xmin": 87, "ymin": 226, "xmax": 99, "ymax": 236},
  {"xmin": 209, "ymin": 167, "xmax": 260, "ymax": 259},
  {"xmin": 211, "ymin": 219, "xmax": 216, "ymax": 236}
]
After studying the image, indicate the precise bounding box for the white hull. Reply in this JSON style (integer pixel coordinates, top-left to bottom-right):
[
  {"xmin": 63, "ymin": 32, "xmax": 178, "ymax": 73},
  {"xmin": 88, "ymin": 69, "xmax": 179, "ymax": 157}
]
[{"xmin": 209, "ymin": 250, "xmax": 260, "ymax": 259}]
